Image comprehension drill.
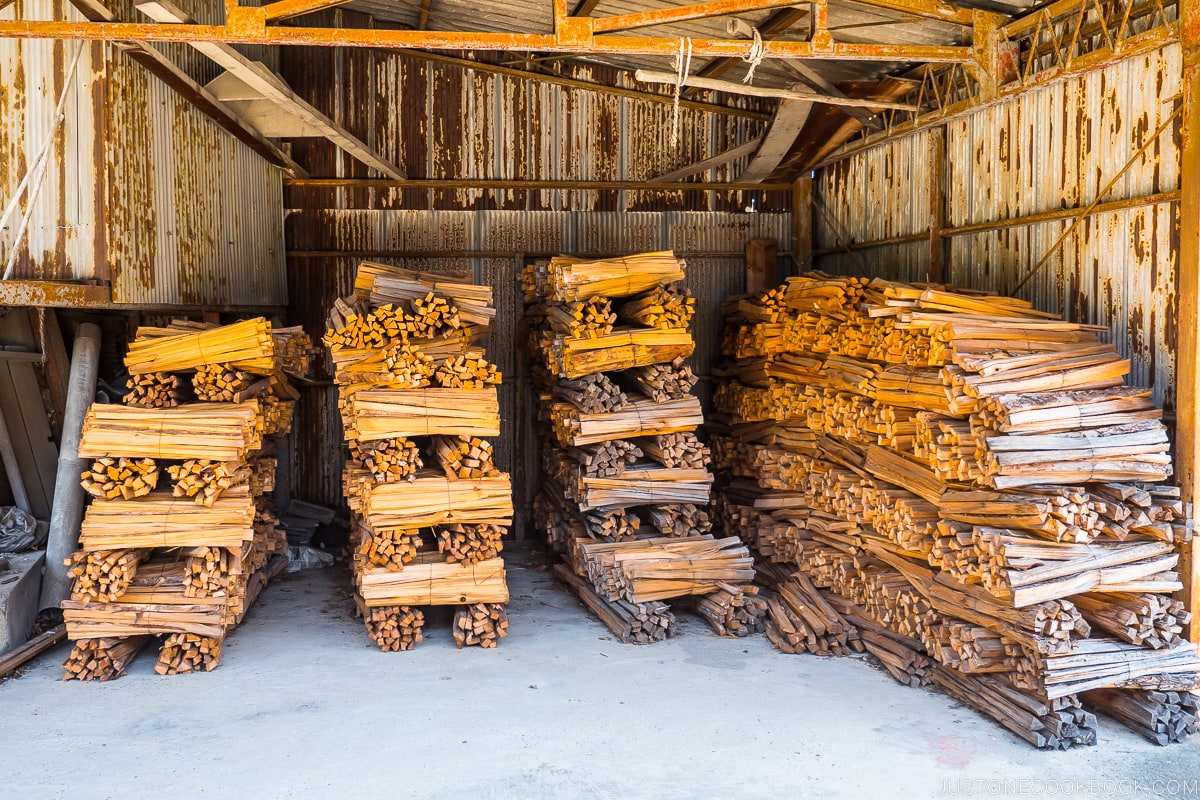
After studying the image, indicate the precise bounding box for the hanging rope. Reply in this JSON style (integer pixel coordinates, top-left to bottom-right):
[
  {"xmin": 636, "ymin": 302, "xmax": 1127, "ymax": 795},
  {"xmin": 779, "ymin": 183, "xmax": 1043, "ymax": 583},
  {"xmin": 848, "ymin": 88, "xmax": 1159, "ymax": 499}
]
[
  {"xmin": 2, "ymin": 43, "xmax": 85, "ymax": 280},
  {"xmin": 742, "ymin": 26, "xmax": 765, "ymax": 85},
  {"xmin": 670, "ymin": 37, "xmax": 693, "ymax": 150}
]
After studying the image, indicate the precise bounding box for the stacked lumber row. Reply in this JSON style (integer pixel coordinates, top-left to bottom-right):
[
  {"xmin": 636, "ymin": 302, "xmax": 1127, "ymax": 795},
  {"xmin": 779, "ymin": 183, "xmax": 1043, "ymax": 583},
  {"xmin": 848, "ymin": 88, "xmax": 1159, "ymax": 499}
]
[
  {"xmin": 62, "ymin": 319, "xmax": 299, "ymax": 679},
  {"xmin": 331, "ymin": 262, "xmax": 511, "ymax": 650},
  {"xmin": 713, "ymin": 272, "xmax": 1199, "ymax": 748},
  {"xmin": 526, "ymin": 252, "xmax": 743, "ymax": 640}
]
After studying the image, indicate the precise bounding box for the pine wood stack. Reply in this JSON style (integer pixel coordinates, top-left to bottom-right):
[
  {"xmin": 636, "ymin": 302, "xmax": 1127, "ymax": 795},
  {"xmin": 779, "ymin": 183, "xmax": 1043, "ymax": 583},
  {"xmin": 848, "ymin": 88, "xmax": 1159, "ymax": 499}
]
[
  {"xmin": 619, "ymin": 286, "xmax": 696, "ymax": 330},
  {"xmin": 583, "ymin": 507, "xmax": 641, "ymax": 541},
  {"xmin": 642, "ymin": 503, "xmax": 712, "ymax": 537},
  {"xmin": 126, "ymin": 318, "xmax": 276, "ymax": 375},
  {"xmin": 542, "ymin": 251, "xmax": 686, "ymax": 302},
  {"xmin": 81, "ymin": 457, "xmax": 159, "ymax": 501},
  {"xmin": 123, "ymin": 372, "xmax": 187, "ymax": 408},
  {"xmin": 550, "ymin": 396, "xmax": 704, "ymax": 446},
  {"xmin": 192, "ymin": 364, "xmax": 254, "ymax": 402},
  {"xmin": 623, "ymin": 359, "xmax": 698, "ymax": 403},
  {"xmin": 565, "ymin": 441, "xmax": 642, "ymax": 478},
  {"xmin": 62, "ymin": 636, "xmax": 152, "ymax": 681},
  {"xmin": 714, "ymin": 271, "xmax": 1197, "ymax": 748},
  {"xmin": 574, "ymin": 536, "xmax": 753, "ymax": 603},
  {"xmin": 66, "ymin": 549, "xmax": 147, "ymax": 602},
  {"xmin": 551, "ymin": 372, "xmax": 627, "ymax": 414},
  {"xmin": 641, "ymin": 432, "xmax": 710, "ymax": 470},
  {"xmin": 537, "ymin": 297, "xmax": 617, "ymax": 339},
  {"xmin": 332, "ymin": 261, "xmax": 512, "ymax": 650},
  {"xmin": 693, "ymin": 583, "xmax": 768, "ymax": 638},
  {"xmin": 453, "ymin": 603, "xmax": 510, "ymax": 648},
  {"xmin": 1084, "ymin": 688, "xmax": 1198, "ymax": 745},
  {"xmin": 166, "ymin": 460, "xmax": 250, "ymax": 507},
  {"xmin": 79, "ymin": 402, "xmax": 264, "ymax": 462}
]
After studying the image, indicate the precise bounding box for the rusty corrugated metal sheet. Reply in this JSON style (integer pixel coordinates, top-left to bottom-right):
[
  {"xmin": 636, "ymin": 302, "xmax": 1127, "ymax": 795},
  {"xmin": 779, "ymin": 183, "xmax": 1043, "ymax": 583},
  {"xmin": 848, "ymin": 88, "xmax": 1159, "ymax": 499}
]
[
  {"xmin": 0, "ymin": 1, "xmax": 104, "ymax": 282},
  {"xmin": 105, "ymin": 44, "xmax": 287, "ymax": 306},
  {"xmin": 280, "ymin": 35, "xmax": 790, "ymax": 214},
  {"xmin": 814, "ymin": 43, "xmax": 1180, "ymax": 411}
]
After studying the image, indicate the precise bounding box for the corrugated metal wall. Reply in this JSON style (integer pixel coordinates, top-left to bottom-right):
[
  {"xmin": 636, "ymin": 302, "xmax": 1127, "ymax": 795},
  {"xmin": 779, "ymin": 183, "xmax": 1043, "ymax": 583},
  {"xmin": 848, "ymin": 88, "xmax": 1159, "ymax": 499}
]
[
  {"xmin": 814, "ymin": 43, "xmax": 1180, "ymax": 411},
  {"xmin": 0, "ymin": 2, "xmax": 105, "ymax": 281},
  {"xmin": 288, "ymin": 211, "xmax": 792, "ymax": 533},
  {"xmin": 0, "ymin": 0, "xmax": 286, "ymax": 306}
]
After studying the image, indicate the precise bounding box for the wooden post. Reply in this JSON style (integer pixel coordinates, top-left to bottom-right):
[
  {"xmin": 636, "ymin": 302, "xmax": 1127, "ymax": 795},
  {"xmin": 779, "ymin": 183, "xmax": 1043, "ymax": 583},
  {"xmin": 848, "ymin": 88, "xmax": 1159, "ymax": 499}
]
[
  {"xmin": 745, "ymin": 239, "xmax": 778, "ymax": 294},
  {"xmin": 928, "ymin": 126, "xmax": 946, "ymax": 284},
  {"xmin": 792, "ymin": 176, "xmax": 813, "ymax": 274},
  {"xmin": 1177, "ymin": 0, "xmax": 1200, "ymax": 642}
]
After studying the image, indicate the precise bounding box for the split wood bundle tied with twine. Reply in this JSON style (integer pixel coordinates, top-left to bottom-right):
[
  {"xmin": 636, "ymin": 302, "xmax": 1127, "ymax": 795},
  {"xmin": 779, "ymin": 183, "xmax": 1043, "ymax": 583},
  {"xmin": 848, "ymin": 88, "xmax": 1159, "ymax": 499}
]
[
  {"xmin": 543, "ymin": 251, "xmax": 686, "ymax": 302},
  {"xmin": 540, "ymin": 327, "xmax": 696, "ymax": 379},
  {"xmin": 166, "ymin": 460, "xmax": 251, "ymax": 507},
  {"xmin": 341, "ymin": 388, "xmax": 500, "ymax": 442},
  {"xmin": 624, "ymin": 359, "xmax": 698, "ymax": 402},
  {"xmin": 154, "ymin": 632, "xmax": 223, "ymax": 675},
  {"xmin": 66, "ymin": 549, "xmax": 147, "ymax": 602},
  {"xmin": 576, "ymin": 535, "xmax": 754, "ymax": 603},
  {"xmin": 361, "ymin": 603, "xmax": 425, "ymax": 651},
  {"xmin": 357, "ymin": 553, "xmax": 509, "ymax": 607},
  {"xmin": 553, "ymin": 563, "xmax": 676, "ymax": 644},
  {"xmin": 693, "ymin": 583, "xmax": 769, "ymax": 638},
  {"xmin": 81, "ymin": 457, "xmax": 159, "ymax": 501},
  {"xmin": 434, "ymin": 352, "xmax": 501, "ymax": 389},
  {"xmin": 359, "ymin": 473, "xmax": 513, "ymax": 530},
  {"xmin": 431, "ymin": 435, "xmax": 500, "ymax": 481},
  {"xmin": 619, "ymin": 285, "xmax": 696, "ymax": 330},
  {"xmin": 355, "ymin": 524, "xmax": 423, "ymax": 572},
  {"xmin": 350, "ymin": 437, "xmax": 424, "ymax": 482},
  {"xmin": 125, "ymin": 318, "xmax": 276, "ymax": 375},
  {"xmin": 61, "ymin": 636, "xmax": 152, "ymax": 681},
  {"xmin": 437, "ymin": 523, "xmax": 505, "ymax": 565},
  {"xmin": 124, "ymin": 372, "xmax": 187, "ymax": 408},
  {"xmin": 551, "ymin": 372, "xmax": 628, "ymax": 414},
  {"xmin": 453, "ymin": 603, "xmax": 509, "ymax": 648},
  {"xmin": 357, "ymin": 263, "xmax": 496, "ymax": 328},
  {"xmin": 78, "ymin": 487, "xmax": 256, "ymax": 551},
  {"xmin": 78, "ymin": 401, "xmax": 264, "ymax": 462},
  {"xmin": 1083, "ymin": 688, "xmax": 1198, "ymax": 746},
  {"xmin": 551, "ymin": 395, "xmax": 704, "ymax": 447},
  {"xmin": 191, "ymin": 363, "xmax": 255, "ymax": 402},
  {"xmin": 537, "ymin": 297, "xmax": 617, "ymax": 339}
]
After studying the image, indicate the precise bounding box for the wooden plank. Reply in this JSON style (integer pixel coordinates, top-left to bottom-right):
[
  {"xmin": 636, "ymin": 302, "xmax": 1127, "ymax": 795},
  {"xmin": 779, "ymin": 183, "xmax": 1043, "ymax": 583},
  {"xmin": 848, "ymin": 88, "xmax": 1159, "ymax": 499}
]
[
  {"xmin": 135, "ymin": 0, "xmax": 405, "ymax": 179},
  {"xmin": 635, "ymin": 70, "xmax": 919, "ymax": 111},
  {"xmin": 261, "ymin": 0, "xmax": 353, "ymax": 22},
  {"xmin": 649, "ymin": 137, "xmax": 762, "ymax": 183},
  {"xmin": 745, "ymin": 238, "xmax": 778, "ymax": 294},
  {"xmin": 0, "ymin": 624, "xmax": 66, "ymax": 677},
  {"xmin": 36, "ymin": 309, "xmax": 68, "ymax": 442},
  {"xmin": 739, "ymin": 99, "xmax": 813, "ymax": 183}
]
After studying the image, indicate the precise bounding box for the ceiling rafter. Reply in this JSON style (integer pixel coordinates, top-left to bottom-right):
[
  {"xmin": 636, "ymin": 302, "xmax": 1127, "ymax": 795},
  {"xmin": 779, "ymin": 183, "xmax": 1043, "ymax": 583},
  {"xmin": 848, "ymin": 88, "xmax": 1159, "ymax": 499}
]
[{"xmin": 260, "ymin": 0, "xmax": 353, "ymax": 22}]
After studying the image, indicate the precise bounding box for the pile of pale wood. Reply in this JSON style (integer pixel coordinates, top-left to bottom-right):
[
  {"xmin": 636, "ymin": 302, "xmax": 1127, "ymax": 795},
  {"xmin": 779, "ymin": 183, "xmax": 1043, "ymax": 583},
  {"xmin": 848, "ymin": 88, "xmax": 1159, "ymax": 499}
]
[
  {"xmin": 713, "ymin": 272, "xmax": 1199, "ymax": 748},
  {"xmin": 61, "ymin": 318, "xmax": 297, "ymax": 680},
  {"xmin": 331, "ymin": 262, "xmax": 512, "ymax": 650},
  {"xmin": 526, "ymin": 251, "xmax": 746, "ymax": 640}
]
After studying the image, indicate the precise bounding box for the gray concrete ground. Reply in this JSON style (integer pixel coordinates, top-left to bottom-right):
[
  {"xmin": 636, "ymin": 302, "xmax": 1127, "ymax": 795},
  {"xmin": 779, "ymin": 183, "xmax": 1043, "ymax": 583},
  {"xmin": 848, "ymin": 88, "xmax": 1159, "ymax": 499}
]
[{"xmin": 2, "ymin": 547, "xmax": 1198, "ymax": 800}]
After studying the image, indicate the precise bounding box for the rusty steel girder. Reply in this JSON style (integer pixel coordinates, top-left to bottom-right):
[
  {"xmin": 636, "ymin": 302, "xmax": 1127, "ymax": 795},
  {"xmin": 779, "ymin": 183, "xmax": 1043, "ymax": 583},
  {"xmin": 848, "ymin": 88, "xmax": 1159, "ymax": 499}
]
[{"xmin": 0, "ymin": 18, "xmax": 976, "ymax": 62}]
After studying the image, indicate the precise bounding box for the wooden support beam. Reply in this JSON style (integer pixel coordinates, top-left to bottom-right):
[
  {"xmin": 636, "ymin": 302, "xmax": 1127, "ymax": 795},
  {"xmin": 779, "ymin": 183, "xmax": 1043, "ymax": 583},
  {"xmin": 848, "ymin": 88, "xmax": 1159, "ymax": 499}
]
[
  {"xmin": 569, "ymin": 0, "xmax": 601, "ymax": 17},
  {"xmin": 1178, "ymin": 0, "xmax": 1200, "ymax": 644},
  {"xmin": 0, "ymin": 624, "xmax": 66, "ymax": 678},
  {"xmin": 635, "ymin": 70, "xmax": 919, "ymax": 111},
  {"xmin": 739, "ymin": 99, "xmax": 813, "ymax": 183},
  {"xmin": 848, "ymin": 0, "xmax": 983, "ymax": 26},
  {"xmin": 260, "ymin": 0, "xmax": 352, "ymax": 22},
  {"xmin": 792, "ymin": 176, "xmax": 812, "ymax": 272},
  {"xmin": 417, "ymin": 0, "xmax": 432, "ymax": 30},
  {"xmin": 136, "ymin": 0, "xmax": 405, "ymax": 179},
  {"xmin": 649, "ymin": 137, "xmax": 763, "ymax": 182},
  {"xmin": 745, "ymin": 238, "xmax": 778, "ymax": 293},
  {"xmin": 928, "ymin": 126, "xmax": 945, "ymax": 283},
  {"xmin": 68, "ymin": 0, "xmax": 305, "ymax": 175},
  {"xmin": 592, "ymin": 0, "xmax": 800, "ymax": 33},
  {"xmin": 775, "ymin": 60, "xmax": 883, "ymax": 131}
]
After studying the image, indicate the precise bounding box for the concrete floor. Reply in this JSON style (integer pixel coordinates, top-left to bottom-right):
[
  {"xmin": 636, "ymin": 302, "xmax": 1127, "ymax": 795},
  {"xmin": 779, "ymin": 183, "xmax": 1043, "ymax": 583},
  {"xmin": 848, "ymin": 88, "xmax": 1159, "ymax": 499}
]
[{"xmin": 3, "ymin": 547, "xmax": 1198, "ymax": 800}]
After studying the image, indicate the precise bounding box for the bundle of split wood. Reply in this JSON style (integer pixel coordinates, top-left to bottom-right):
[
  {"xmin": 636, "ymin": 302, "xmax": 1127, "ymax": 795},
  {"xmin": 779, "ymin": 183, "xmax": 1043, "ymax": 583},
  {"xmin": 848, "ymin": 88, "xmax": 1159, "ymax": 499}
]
[
  {"xmin": 550, "ymin": 396, "xmax": 704, "ymax": 446},
  {"xmin": 1083, "ymin": 688, "xmax": 1198, "ymax": 745},
  {"xmin": 553, "ymin": 564, "xmax": 676, "ymax": 644},
  {"xmin": 437, "ymin": 523, "xmax": 505, "ymax": 565},
  {"xmin": 693, "ymin": 583, "xmax": 768, "ymax": 638},
  {"xmin": 360, "ymin": 474, "xmax": 513, "ymax": 530},
  {"xmin": 361, "ymin": 604, "xmax": 425, "ymax": 651},
  {"xmin": 542, "ymin": 251, "xmax": 685, "ymax": 302},
  {"xmin": 357, "ymin": 262, "xmax": 495, "ymax": 328},
  {"xmin": 757, "ymin": 564, "xmax": 857, "ymax": 656},
  {"xmin": 78, "ymin": 402, "xmax": 264, "ymax": 462},
  {"xmin": 642, "ymin": 503, "xmax": 712, "ymax": 537},
  {"xmin": 191, "ymin": 363, "xmax": 255, "ymax": 402},
  {"xmin": 551, "ymin": 372, "xmax": 627, "ymax": 414},
  {"xmin": 576, "ymin": 535, "xmax": 754, "ymax": 603},
  {"xmin": 536, "ymin": 297, "xmax": 617, "ymax": 339},
  {"xmin": 539, "ymin": 327, "xmax": 695, "ymax": 379},
  {"xmin": 431, "ymin": 435, "xmax": 500, "ymax": 480},
  {"xmin": 61, "ymin": 636, "xmax": 152, "ymax": 681},
  {"xmin": 78, "ymin": 488, "xmax": 255, "ymax": 550},
  {"xmin": 583, "ymin": 507, "xmax": 641, "ymax": 541},
  {"xmin": 357, "ymin": 553, "xmax": 509, "ymax": 607},
  {"xmin": 619, "ymin": 285, "xmax": 695, "ymax": 330},
  {"xmin": 126, "ymin": 318, "xmax": 276, "ymax": 375},
  {"xmin": 641, "ymin": 432, "xmax": 710, "ymax": 470},
  {"xmin": 623, "ymin": 359, "xmax": 698, "ymax": 403},
  {"xmin": 453, "ymin": 603, "xmax": 509, "ymax": 648},
  {"xmin": 272, "ymin": 326, "xmax": 313, "ymax": 377},
  {"xmin": 341, "ymin": 388, "xmax": 500, "ymax": 441},
  {"xmin": 434, "ymin": 352, "xmax": 500, "ymax": 389},
  {"xmin": 350, "ymin": 437, "xmax": 423, "ymax": 482},
  {"xmin": 166, "ymin": 459, "xmax": 250, "ymax": 507},
  {"xmin": 569, "ymin": 465, "xmax": 713, "ymax": 511},
  {"xmin": 565, "ymin": 440, "xmax": 642, "ymax": 478},
  {"xmin": 714, "ymin": 270, "xmax": 1197, "ymax": 748},
  {"xmin": 154, "ymin": 632, "xmax": 223, "ymax": 675},
  {"xmin": 354, "ymin": 524, "xmax": 423, "ymax": 572},
  {"xmin": 124, "ymin": 372, "xmax": 187, "ymax": 408},
  {"xmin": 81, "ymin": 457, "xmax": 159, "ymax": 501},
  {"xmin": 66, "ymin": 549, "xmax": 147, "ymax": 602}
]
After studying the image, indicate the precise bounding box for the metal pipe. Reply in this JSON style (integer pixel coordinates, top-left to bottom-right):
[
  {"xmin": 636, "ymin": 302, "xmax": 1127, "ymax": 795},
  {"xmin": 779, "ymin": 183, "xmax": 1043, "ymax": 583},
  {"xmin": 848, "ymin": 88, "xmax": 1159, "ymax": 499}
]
[{"xmin": 39, "ymin": 322, "xmax": 100, "ymax": 612}]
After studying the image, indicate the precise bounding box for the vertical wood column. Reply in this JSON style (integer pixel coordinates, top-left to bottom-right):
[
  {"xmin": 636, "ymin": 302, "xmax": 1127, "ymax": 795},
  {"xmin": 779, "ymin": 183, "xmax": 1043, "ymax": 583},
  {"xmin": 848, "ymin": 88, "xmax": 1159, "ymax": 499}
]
[
  {"xmin": 792, "ymin": 176, "xmax": 813, "ymax": 274},
  {"xmin": 745, "ymin": 238, "xmax": 778, "ymax": 294},
  {"xmin": 928, "ymin": 126, "xmax": 946, "ymax": 284}
]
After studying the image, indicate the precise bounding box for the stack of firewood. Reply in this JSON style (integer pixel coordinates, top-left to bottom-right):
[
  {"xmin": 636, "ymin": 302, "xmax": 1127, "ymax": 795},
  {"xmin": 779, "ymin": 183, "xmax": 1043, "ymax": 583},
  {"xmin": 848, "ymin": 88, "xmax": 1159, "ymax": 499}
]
[
  {"xmin": 525, "ymin": 252, "xmax": 748, "ymax": 642},
  {"xmin": 330, "ymin": 262, "xmax": 512, "ymax": 650},
  {"xmin": 713, "ymin": 272, "xmax": 1199, "ymax": 749},
  {"xmin": 59, "ymin": 318, "xmax": 297, "ymax": 679}
]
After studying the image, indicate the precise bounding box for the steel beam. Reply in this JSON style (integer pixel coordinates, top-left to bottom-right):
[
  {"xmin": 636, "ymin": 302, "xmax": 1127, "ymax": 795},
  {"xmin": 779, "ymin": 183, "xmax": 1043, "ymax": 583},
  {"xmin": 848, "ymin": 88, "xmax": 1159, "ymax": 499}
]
[
  {"xmin": 260, "ymin": 0, "xmax": 353, "ymax": 22},
  {"xmin": 0, "ymin": 19, "xmax": 976, "ymax": 62},
  {"xmin": 840, "ymin": 0, "xmax": 983, "ymax": 25},
  {"xmin": 1178, "ymin": 0, "xmax": 1200, "ymax": 643},
  {"xmin": 284, "ymin": 178, "xmax": 792, "ymax": 191},
  {"xmin": 591, "ymin": 0, "xmax": 800, "ymax": 33}
]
